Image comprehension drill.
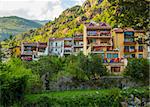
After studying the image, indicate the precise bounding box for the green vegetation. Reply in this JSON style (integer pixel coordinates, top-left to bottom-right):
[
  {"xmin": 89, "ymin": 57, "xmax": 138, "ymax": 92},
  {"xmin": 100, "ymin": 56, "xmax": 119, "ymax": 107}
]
[
  {"xmin": 0, "ymin": 58, "xmax": 41, "ymax": 106},
  {"xmin": 124, "ymin": 58, "xmax": 149, "ymax": 84},
  {"xmin": 0, "ymin": 54, "xmax": 149, "ymax": 106},
  {"xmin": 8, "ymin": 0, "xmax": 148, "ymax": 46},
  {"xmin": 22, "ymin": 87, "xmax": 149, "ymax": 107}
]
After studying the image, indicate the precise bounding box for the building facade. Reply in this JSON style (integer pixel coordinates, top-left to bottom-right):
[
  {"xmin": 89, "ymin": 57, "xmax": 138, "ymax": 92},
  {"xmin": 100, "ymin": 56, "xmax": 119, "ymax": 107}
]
[
  {"xmin": 112, "ymin": 28, "xmax": 147, "ymax": 59},
  {"xmin": 83, "ymin": 22, "xmax": 125, "ymax": 73},
  {"xmin": 21, "ymin": 42, "xmax": 47, "ymax": 61},
  {"xmin": 48, "ymin": 38, "xmax": 73, "ymax": 57},
  {"xmin": 72, "ymin": 34, "xmax": 83, "ymax": 54}
]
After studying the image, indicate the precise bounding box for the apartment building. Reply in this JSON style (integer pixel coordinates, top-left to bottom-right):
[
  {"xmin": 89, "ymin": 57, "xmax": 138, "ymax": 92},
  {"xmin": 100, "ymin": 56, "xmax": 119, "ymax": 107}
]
[
  {"xmin": 83, "ymin": 22, "xmax": 125, "ymax": 73},
  {"xmin": 8, "ymin": 46, "xmax": 21, "ymax": 58},
  {"xmin": 72, "ymin": 33, "xmax": 83, "ymax": 54},
  {"xmin": 21, "ymin": 42, "xmax": 47, "ymax": 61},
  {"xmin": 112, "ymin": 28, "xmax": 147, "ymax": 59},
  {"xmin": 48, "ymin": 38, "xmax": 73, "ymax": 56}
]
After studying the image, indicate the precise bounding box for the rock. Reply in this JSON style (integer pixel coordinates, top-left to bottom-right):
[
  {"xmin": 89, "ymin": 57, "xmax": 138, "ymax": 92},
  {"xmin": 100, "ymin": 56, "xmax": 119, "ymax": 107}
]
[
  {"xmin": 145, "ymin": 102, "xmax": 150, "ymax": 107},
  {"xmin": 121, "ymin": 102, "xmax": 128, "ymax": 107},
  {"xmin": 134, "ymin": 97, "xmax": 141, "ymax": 106}
]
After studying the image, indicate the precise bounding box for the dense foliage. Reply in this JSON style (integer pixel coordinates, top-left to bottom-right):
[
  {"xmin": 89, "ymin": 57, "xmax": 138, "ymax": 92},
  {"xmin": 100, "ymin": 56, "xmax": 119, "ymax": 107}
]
[
  {"xmin": 124, "ymin": 58, "xmax": 149, "ymax": 84},
  {"xmin": 25, "ymin": 54, "xmax": 108, "ymax": 82},
  {"xmin": 23, "ymin": 87, "xmax": 149, "ymax": 107},
  {"xmin": 0, "ymin": 58, "xmax": 41, "ymax": 106}
]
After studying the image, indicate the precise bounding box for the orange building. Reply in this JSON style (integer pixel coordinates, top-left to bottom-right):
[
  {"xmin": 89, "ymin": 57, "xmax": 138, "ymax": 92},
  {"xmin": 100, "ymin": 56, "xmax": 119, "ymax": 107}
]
[{"xmin": 83, "ymin": 22, "xmax": 125, "ymax": 74}]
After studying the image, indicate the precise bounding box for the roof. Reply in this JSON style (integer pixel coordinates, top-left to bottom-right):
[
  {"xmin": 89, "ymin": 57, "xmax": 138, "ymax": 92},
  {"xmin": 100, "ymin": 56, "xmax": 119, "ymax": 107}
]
[
  {"xmin": 84, "ymin": 22, "xmax": 111, "ymax": 29},
  {"xmin": 113, "ymin": 28, "xmax": 123, "ymax": 33},
  {"xmin": 124, "ymin": 28, "xmax": 134, "ymax": 32}
]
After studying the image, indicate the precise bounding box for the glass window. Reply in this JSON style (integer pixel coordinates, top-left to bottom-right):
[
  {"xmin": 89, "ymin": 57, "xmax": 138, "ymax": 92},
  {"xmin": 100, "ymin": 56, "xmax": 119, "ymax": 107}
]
[
  {"xmin": 107, "ymin": 53, "xmax": 112, "ymax": 58},
  {"xmin": 138, "ymin": 54, "xmax": 143, "ymax": 58},
  {"xmin": 92, "ymin": 39, "xmax": 96, "ymax": 43},
  {"xmin": 130, "ymin": 46, "xmax": 135, "ymax": 49},
  {"xmin": 138, "ymin": 46, "xmax": 143, "ymax": 51},
  {"xmin": 130, "ymin": 54, "xmax": 135, "ymax": 58},
  {"xmin": 124, "ymin": 46, "xmax": 129, "ymax": 50},
  {"xmin": 87, "ymin": 31, "xmax": 97, "ymax": 35},
  {"xmin": 113, "ymin": 54, "xmax": 118, "ymax": 58}
]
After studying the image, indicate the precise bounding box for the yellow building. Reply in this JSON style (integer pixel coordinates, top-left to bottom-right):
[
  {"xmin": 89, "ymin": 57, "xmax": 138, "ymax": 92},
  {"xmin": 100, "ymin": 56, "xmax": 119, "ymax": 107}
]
[
  {"xmin": 112, "ymin": 28, "xmax": 147, "ymax": 59},
  {"xmin": 9, "ymin": 46, "xmax": 21, "ymax": 57}
]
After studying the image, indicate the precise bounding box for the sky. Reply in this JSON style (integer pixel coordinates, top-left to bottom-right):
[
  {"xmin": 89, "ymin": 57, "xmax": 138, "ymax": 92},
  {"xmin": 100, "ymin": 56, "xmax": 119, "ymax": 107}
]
[{"xmin": 0, "ymin": 0, "xmax": 86, "ymax": 20}]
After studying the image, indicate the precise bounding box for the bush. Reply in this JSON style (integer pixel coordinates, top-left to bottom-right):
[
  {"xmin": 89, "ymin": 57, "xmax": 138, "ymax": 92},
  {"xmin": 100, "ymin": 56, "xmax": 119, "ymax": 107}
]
[
  {"xmin": 124, "ymin": 58, "xmax": 149, "ymax": 84},
  {"xmin": 0, "ymin": 58, "xmax": 42, "ymax": 106}
]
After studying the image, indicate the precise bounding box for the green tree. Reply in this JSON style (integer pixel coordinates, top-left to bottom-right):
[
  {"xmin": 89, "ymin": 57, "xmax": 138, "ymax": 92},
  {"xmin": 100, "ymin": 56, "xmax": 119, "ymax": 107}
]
[
  {"xmin": 124, "ymin": 58, "xmax": 149, "ymax": 83},
  {"xmin": 0, "ymin": 58, "xmax": 41, "ymax": 106}
]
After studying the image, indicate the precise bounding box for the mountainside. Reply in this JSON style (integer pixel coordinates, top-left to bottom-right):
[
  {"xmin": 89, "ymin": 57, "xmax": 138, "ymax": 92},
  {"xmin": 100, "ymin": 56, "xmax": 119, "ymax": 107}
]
[
  {"xmin": 0, "ymin": 16, "xmax": 42, "ymax": 41},
  {"xmin": 33, "ymin": 20, "xmax": 50, "ymax": 25},
  {"xmin": 10, "ymin": 0, "xmax": 149, "ymax": 45}
]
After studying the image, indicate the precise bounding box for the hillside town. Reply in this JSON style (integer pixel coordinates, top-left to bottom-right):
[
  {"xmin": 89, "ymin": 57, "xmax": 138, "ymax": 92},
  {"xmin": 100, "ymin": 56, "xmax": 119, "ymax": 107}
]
[
  {"xmin": 6, "ymin": 21, "xmax": 149, "ymax": 74},
  {"xmin": 0, "ymin": 0, "xmax": 149, "ymax": 106}
]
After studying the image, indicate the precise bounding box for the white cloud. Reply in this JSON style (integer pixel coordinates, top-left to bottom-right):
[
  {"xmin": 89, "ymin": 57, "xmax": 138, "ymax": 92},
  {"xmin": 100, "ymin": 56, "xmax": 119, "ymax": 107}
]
[{"xmin": 0, "ymin": 0, "xmax": 86, "ymax": 20}]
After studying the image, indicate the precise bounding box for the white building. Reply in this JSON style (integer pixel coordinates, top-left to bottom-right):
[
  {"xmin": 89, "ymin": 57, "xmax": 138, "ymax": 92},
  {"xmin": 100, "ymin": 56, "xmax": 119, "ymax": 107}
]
[{"xmin": 48, "ymin": 38, "xmax": 73, "ymax": 57}]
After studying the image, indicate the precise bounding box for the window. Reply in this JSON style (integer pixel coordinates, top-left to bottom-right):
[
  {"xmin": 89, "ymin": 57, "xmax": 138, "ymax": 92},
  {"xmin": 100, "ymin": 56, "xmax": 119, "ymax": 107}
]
[
  {"xmin": 138, "ymin": 46, "xmax": 143, "ymax": 51},
  {"xmin": 138, "ymin": 54, "xmax": 143, "ymax": 58},
  {"xmin": 124, "ymin": 46, "xmax": 129, "ymax": 50},
  {"xmin": 87, "ymin": 31, "xmax": 97, "ymax": 35},
  {"xmin": 92, "ymin": 39, "xmax": 96, "ymax": 43},
  {"xmin": 56, "ymin": 42, "xmax": 57, "ymax": 46},
  {"xmin": 107, "ymin": 53, "xmax": 112, "ymax": 58},
  {"xmin": 111, "ymin": 67, "xmax": 120, "ymax": 72},
  {"xmin": 131, "ymin": 54, "xmax": 135, "ymax": 58},
  {"xmin": 130, "ymin": 46, "xmax": 135, "ymax": 50},
  {"xmin": 113, "ymin": 54, "xmax": 118, "ymax": 58}
]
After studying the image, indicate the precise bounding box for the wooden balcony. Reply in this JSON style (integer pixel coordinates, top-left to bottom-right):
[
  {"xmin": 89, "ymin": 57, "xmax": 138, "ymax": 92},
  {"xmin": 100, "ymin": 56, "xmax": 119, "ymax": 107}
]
[
  {"xmin": 124, "ymin": 49, "xmax": 137, "ymax": 53},
  {"xmin": 138, "ymin": 50, "xmax": 143, "ymax": 52},
  {"xmin": 124, "ymin": 41, "xmax": 136, "ymax": 45}
]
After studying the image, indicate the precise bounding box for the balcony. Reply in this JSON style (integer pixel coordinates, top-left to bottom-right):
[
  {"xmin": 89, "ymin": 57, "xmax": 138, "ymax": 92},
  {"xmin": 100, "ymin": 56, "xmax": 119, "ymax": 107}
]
[
  {"xmin": 124, "ymin": 41, "xmax": 136, "ymax": 45},
  {"xmin": 138, "ymin": 50, "xmax": 143, "ymax": 52},
  {"xmin": 124, "ymin": 49, "xmax": 136, "ymax": 52},
  {"xmin": 64, "ymin": 50, "xmax": 72, "ymax": 54},
  {"xmin": 87, "ymin": 31, "xmax": 111, "ymax": 38},
  {"xmin": 23, "ymin": 43, "xmax": 37, "ymax": 47},
  {"xmin": 87, "ymin": 34, "xmax": 111, "ymax": 38},
  {"xmin": 21, "ymin": 51, "xmax": 33, "ymax": 55},
  {"xmin": 38, "ymin": 43, "xmax": 47, "ymax": 48},
  {"xmin": 88, "ymin": 42, "xmax": 112, "ymax": 47}
]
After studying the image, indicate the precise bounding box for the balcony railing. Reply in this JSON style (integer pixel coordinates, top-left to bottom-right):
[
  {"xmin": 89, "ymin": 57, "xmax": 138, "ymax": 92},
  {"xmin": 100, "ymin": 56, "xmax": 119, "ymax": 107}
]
[
  {"xmin": 138, "ymin": 50, "xmax": 143, "ymax": 52},
  {"xmin": 124, "ymin": 41, "xmax": 136, "ymax": 45},
  {"xmin": 88, "ymin": 42, "xmax": 112, "ymax": 46},
  {"xmin": 21, "ymin": 51, "xmax": 33, "ymax": 55},
  {"xmin": 124, "ymin": 49, "xmax": 136, "ymax": 52}
]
